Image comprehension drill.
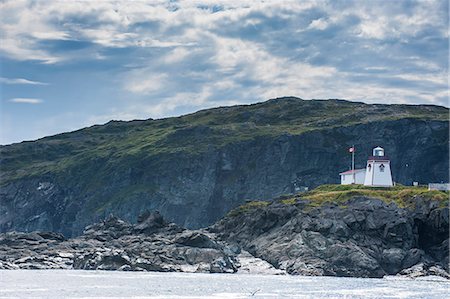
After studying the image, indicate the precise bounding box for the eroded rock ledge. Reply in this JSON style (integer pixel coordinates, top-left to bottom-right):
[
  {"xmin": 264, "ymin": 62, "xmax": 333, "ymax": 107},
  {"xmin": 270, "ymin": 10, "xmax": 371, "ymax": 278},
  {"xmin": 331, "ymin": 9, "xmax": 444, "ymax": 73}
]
[
  {"xmin": 1, "ymin": 196, "xmax": 448, "ymax": 279},
  {"xmin": 210, "ymin": 196, "xmax": 449, "ymax": 278},
  {"xmin": 0, "ymin": 211, "xmax": 240, "ymax": 273}
]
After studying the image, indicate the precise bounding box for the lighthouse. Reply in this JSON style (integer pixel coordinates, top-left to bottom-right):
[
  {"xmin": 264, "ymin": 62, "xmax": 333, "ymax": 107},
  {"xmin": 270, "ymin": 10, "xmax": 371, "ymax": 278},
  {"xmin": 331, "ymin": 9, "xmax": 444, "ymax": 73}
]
[{"xmin": 363, "ymin": 146, "xmax": 393, "ymax": 187}]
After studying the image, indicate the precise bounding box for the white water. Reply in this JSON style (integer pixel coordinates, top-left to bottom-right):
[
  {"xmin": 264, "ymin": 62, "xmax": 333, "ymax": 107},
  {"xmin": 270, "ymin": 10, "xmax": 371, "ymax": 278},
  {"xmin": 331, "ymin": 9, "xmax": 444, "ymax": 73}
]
[{"xmin": 0, "ymin": 270, "xmax": 448, "ymax": 298}]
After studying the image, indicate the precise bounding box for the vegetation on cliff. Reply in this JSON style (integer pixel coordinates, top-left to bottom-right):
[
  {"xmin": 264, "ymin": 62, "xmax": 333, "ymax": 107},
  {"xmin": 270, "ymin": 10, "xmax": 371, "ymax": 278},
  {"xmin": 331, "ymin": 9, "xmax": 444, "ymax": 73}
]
[
  {"xmin": 1, "ymin": 98, "xmax": 447, "ymax": 184},
  {"xmin": 214, "ymin": 185, "xmax": 449, "ymax": 277},
  {"xmin": 228, "ymin": 184, "xmax": 449, "ymax": 217},
  {"xmin": 1, "ymin": 97, "xmax": 448, "ymax": 235}
]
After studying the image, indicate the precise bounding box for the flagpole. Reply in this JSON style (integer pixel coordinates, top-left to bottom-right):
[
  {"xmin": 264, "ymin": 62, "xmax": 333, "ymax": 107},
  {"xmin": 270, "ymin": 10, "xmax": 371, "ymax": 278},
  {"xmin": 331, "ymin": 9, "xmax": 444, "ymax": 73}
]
[{"xmin": 352, "ymin": 145, "xmax": 355, "ymax": 184}]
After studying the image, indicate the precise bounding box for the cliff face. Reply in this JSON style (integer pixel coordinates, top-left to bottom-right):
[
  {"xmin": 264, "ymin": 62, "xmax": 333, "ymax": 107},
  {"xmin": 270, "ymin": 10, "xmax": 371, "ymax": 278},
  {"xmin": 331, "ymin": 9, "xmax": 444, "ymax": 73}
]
[
  {"xmin": 2, "ymin": 190, "xmax": 448, "ymax": 278},
  {"xmin": 0, "ymin": 98, "xmax": 448, "ymax": 236},
  {"xmin": 211, "ymin": 191, "xmax": 449, "ymax": 278}
]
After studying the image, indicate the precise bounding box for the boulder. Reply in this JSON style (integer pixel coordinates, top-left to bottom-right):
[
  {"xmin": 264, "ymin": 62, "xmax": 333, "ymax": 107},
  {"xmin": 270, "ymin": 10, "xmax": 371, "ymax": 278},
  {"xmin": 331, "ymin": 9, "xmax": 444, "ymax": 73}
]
[
  {"xmin": 134, "ymin": 211, "xmax": 167, "ymax": 234},
  {"xmin": 175, "ymin": 231, "xmax": 220, "ymax": 249}
]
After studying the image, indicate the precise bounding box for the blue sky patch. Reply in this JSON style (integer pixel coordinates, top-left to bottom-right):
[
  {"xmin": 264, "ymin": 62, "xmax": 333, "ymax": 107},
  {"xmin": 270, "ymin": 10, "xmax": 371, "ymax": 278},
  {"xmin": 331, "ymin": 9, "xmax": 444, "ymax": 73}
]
[{"xmin": 0, "ymin": 0, "xmax": 448, "ymax": 144}]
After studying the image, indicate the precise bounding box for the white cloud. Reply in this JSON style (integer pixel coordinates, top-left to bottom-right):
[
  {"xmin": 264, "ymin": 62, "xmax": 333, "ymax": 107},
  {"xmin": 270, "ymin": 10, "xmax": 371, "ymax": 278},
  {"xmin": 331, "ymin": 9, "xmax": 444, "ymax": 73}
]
[
  {"xmin": 147, "ymin": 87, "xmax": 212, "ymax": 116},
  {"xmin": 8, "ymin": 98, "xmax": 43, "ymax": 104},
  {"xmin": 0, "ymin": 0, "xmax": 448, "ymax": 145},
  {"xmin": 83, "ymin": 87, "xmax": 213, "ymax": 123},
  {"xmin": 209, "ymin": 34, "xmax": 337, "ymax": 98},
  {"xmin": 393, "ymin": 73, "xmax": 447, "ymax": 86},
  {"xmin": 0, "ymin": 77, "xmax": 48, "ymax": 85},
  {"xmin": 0, "ymin": 0, "xmax": 67, "ymax": 63},
  {"xmin": 0, "ymin": 37, "xmax": 62, "ymax": 64},
  {"xmin": 308, "ymin": 18, "xmax": 329, "ymax": 30},
  {"xmin": 125, "ymin": 73, "xmax": 168, "ymax": 94},
  {"xmin": 163, "ymin": 47, "xmax": 192, "ymax": 64}
]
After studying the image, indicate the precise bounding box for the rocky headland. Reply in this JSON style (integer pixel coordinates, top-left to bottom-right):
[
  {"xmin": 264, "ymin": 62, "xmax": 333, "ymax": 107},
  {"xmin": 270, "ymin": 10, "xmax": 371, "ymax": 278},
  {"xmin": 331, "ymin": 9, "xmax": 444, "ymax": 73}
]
[
  {"xmin": 0, "ymin": 211, "xmax": 240, "ymax": 273},
  {"xmin": 1, "ymin": 185, "xmax": 448, "ymax": 279},
  {"xmin": 0, "ymin": 210, "xmax": 281, "ymax": 274},
  {"xmin": 211, "ymin": 185, "xmax": 449, "ymax": 278},
  {"xmin": 1, "ymin": 98, "xmax": 448, "ymax": 237}
]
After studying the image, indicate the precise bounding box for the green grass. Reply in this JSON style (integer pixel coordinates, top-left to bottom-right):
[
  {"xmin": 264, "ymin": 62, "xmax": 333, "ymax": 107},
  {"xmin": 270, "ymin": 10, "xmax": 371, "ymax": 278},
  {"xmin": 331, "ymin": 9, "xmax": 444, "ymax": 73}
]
[
  {"xmin": 90, "ymin": 183, "xmax": 159, "ymax": 213},
  {"xmin": 1, "ymin": 98, "xmax": 448, "ymax": 186},
  {"xmin": 280, "ymin": 198, "xmax": 297, "ymax": 205},
  {"xmin": 226, "ymin": 184, "xmax": 449, "ymax": 217},
  {"xmin": 292, "ymin": 184, "xmax": 449, "ymax": 209},
  {"xmin": 227, "ymin": 200, "xmax": 271, "ymax": 217}
]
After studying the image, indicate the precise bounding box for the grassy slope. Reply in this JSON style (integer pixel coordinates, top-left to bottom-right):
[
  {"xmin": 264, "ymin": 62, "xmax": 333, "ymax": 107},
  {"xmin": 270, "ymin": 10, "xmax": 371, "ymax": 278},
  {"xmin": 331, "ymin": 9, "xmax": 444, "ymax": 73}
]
[
  {"xmin": 1, "ymin": 97, "xmax": 448, "ymax": 185},
  {"xmin": 228, "ymin": 184, "xmax": 449, "ymax": 217}
]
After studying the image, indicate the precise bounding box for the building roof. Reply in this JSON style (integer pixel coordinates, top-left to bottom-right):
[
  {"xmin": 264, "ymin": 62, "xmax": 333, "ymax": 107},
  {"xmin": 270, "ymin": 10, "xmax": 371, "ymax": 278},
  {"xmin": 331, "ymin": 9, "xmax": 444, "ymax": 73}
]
[{"xmin": 339, "ymin": 168, "xmax": 365, "ymax": 175}]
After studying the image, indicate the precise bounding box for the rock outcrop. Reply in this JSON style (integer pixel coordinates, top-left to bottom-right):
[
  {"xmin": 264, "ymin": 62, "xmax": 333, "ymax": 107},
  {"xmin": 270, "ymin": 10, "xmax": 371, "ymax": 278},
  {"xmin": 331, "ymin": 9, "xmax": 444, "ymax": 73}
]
[
  {"xmin": 211, "ymin": 196, "xmax": 449, "ymax": 278},
  {"xmin": 1, "ymin": 98, "xmax": 448, "ymax": 237},
  {"xmin": 1, "ymin": 194, "xmax": 448, "ymax": 279},
  {"xmin": 0, "ymin": 211, "xmax": 238, "ymax": 273}
]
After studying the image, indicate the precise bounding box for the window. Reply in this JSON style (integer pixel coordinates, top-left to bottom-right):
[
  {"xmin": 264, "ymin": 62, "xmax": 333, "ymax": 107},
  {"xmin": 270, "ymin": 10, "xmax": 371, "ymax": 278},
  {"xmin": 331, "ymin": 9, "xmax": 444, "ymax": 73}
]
[{"xmin": 379, "ymin": 164, "xmax": 385, "ymax": 172}]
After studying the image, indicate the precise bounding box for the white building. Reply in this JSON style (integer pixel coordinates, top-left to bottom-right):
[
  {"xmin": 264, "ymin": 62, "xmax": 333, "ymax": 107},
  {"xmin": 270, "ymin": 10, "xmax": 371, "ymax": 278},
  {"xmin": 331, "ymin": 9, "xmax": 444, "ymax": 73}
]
[
  {"xmin": 339, "ymin": 169, "xmax": 365, "ymax": 185},
  {"xmin": 340, "ymin": 146, "xmax": 394, "ymax": 187},
  {"xmin": 363, "ymin": 146, "xmax": 393, "ymax": 187}
]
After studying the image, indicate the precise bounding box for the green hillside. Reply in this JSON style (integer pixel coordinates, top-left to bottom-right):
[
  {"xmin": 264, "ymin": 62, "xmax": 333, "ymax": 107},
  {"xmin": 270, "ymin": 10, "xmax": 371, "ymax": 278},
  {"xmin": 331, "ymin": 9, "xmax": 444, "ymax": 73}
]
[
  {"xmin": 1, "ymin": 97, "xmax": 447, "ymax": 184},
  {"xmin": 1, "ymin": 97, "xmax": 448, "ymax": 236}
]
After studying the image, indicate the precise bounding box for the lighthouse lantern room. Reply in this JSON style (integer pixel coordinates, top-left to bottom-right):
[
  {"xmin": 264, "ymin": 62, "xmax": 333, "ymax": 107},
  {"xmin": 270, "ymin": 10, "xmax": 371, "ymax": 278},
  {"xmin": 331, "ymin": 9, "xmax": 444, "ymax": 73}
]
[{"xmin": 363, "ymin": 146, "xmax": 393, "ymax": 187}]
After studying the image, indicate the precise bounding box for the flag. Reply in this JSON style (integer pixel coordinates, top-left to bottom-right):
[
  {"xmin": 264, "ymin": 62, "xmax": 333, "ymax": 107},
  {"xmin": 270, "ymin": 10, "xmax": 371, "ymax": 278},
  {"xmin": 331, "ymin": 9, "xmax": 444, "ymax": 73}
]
[{"xmin": 349, "ymin": 147, "xmax": 355, "ymax": 153}]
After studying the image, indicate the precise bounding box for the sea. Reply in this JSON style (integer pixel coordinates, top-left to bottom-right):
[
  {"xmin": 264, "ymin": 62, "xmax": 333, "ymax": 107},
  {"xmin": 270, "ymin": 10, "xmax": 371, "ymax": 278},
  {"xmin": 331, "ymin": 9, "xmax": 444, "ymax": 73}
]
[{"xmin": 0, "ymin": 270, "xmax": 448, "ymax": 298}]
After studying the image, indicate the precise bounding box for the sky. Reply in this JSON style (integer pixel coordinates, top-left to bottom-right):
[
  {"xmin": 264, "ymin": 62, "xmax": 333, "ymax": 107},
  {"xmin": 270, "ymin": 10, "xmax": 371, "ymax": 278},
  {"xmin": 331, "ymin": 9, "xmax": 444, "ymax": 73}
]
[{"xmin": 0, "ymin": 0, "xmax": 448, "ymax": 145}]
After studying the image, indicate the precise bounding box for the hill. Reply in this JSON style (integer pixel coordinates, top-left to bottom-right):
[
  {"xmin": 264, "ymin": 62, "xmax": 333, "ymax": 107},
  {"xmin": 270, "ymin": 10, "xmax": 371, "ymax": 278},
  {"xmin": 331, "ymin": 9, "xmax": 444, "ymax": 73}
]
[{"xmin": 0, "ymin": 97, "xmax": 448, "ymax": 236}]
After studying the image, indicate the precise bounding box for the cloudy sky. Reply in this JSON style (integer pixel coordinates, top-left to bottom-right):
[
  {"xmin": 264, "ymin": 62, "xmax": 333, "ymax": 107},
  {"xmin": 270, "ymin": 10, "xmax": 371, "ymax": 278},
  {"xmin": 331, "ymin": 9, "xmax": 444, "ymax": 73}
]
[{"xmin": 0, "ymin": 0, "xmax": 448, "ymax": 145}]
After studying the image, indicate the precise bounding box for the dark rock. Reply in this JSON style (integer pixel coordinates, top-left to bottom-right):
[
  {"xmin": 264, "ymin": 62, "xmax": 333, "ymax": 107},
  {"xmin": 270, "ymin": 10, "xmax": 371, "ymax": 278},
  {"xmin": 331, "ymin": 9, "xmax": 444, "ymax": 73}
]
[
  {"xmin": 402, "ymin": 248, "xmax": 424, "ymax": 269},
  {"xmin": 381, "ymin": 248, "xmax": 405, "ymax": 274},
  {"xmin": 37, "ymin": 231, "xmax": 66, "ymax": 241},
  {"xmin": 174, "ymin": 232, "xmax": 219, "ymax": 249},
  {"xmin": 1, "ymin": 99, "xmax": 448, "ymax": 237},
  {"xmin": 0, "ymin": 212, "xmax": 238, "ymax": 274},
  {"xmin": 134, "ymin": 211, "xmax": 170, "ymax": 235},
  {"xmin": 82, "ymin": 215, "xmax": 132, "ymax": 241},
  {"xmin": 97, "ymin": 254, "xmax": 130, "ymax": 270},
  {"xmin": 210, "ymin": 257, "xmax": 236, "ymax": 273},
  {"xmin": 213, "ymin": 196, "xmax": 449, "ymax": 278},
  {"xmin": 398, "ymin": 263, "xmax": 450, "ymax": 279},
  {"xmin": 0, "ymin": 193, "xmax": 448, "ymax": 278}
]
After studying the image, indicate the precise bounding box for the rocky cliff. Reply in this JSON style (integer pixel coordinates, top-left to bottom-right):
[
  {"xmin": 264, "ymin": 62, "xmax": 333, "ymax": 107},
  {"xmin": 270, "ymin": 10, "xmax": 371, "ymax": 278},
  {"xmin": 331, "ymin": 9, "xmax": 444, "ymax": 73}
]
[
  {"xmin": 1, "ymin": 98, "xmax": 448, "ymax": 236},
  {"xmin": 212, "ymin": 185, "xmax": 449, "ymax": 278},
  {"xmin": 2, "ymin": 186, "xmax": 448, "ymax": 278}
]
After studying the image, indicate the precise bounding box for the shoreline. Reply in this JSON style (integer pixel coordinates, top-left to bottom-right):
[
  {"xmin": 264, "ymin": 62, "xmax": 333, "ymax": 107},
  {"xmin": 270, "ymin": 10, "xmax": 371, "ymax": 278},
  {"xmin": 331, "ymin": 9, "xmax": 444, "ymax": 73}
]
[
  {"xmin": 1, "ymin": 268, "xmax": 450, "ymax": 281},
  {"xmin": 2, "ymin": 197, "xmax": 449, "ymax": 280},
  {"xmin": 1, "ymin": 270, "xmax": 448, "ymax": 298}
]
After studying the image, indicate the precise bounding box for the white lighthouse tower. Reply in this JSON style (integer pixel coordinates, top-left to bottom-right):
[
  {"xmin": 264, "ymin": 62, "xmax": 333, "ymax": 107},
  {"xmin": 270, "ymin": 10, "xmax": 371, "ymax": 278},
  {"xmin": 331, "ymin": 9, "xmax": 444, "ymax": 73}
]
[{"xmin": 363, "ymin": 146, "xmax": 393, "ymax": 187}]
